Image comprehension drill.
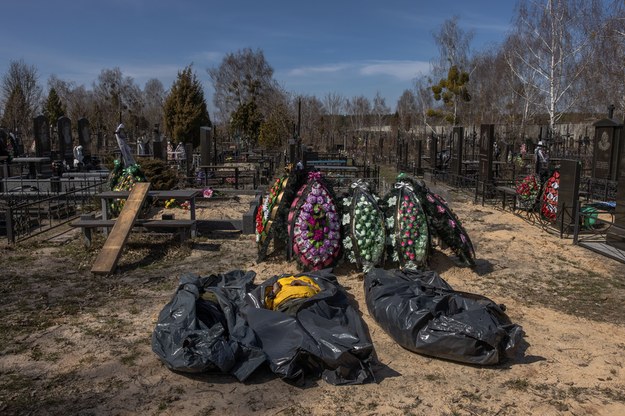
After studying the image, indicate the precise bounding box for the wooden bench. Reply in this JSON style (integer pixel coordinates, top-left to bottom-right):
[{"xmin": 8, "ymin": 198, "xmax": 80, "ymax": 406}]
[{"xmin": 71, "ymin": 215, "xmax": 196, "ymax": 247}]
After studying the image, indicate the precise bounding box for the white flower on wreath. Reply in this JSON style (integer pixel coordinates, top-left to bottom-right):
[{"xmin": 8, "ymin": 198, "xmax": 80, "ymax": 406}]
[
  {"xmin": 385, "ymin": 216, "xmax": 395, "ymax": 228},
  {"xmin": 387, "ymin": 196, "xmax": 397, "ymax": 207},
  {"xmin": 343, "ymin": 237, "xmax": 353, "ymax": 250},
  {"xmin": 342, "ymin": 213, "xmax": 351, "ymax": 226}
]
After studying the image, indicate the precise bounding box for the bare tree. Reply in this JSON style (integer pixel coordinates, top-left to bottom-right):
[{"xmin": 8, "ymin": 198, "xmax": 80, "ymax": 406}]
[
  {"xmin": 431, "ymin": 17, "xmax": 474, "ymax": 80},
  {"xmin": 346, "ymin": 95, "xmax": 371, "ymax": 163},
  {"xmin": 92, "ymin": 68, "xmax": 142, "ymax": 135},
  {"xmin": 296, "ymin": 95, "xmax": 325, "ymax": 150},
  {"xmin": 208, "ymin": 48, "xmax": 277, "ymax": 124},
  {"xmin": 372, "ymin": 92, "xmax": 390, "ymax": 161},
  {"xmin": 413, "ymin": 75, "xmax": 436, "ymax": 135},
  {"xmin": 509, "ymin": 0, "xmax": 597, "ymax": 137},
  {"xmin": 1, "ymin": 59, "xmax": 42, "ymax": 136},
  {"xmin": 578, "ymin": 0, "xmax": 625, "ymax": 119},
  {"xmin": 322, "ymin": 92, "xmax": 345, "ymax": 151},
  {"xmin": 143, "ymin": 78, "xmax": 166, "ymax": 131}
]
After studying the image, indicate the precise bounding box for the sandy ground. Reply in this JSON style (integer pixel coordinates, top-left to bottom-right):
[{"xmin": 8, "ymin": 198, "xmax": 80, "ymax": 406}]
[{"xmin": 1, "ymin": 184, "xmax": 624, "ymax": 416}]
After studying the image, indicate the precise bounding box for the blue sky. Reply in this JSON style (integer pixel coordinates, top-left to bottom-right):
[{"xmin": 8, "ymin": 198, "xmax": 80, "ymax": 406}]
[{"xmin": 0, "ymin": 0, "xmax": 516, "ymax": 113}]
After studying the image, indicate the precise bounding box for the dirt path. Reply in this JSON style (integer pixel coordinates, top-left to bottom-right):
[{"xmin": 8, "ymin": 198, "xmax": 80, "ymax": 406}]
[{"xmin": 1, "ymin": 189, "xmax": 624, "ymax": 415}]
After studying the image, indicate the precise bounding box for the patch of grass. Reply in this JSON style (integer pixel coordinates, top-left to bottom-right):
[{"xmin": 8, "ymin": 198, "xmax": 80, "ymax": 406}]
[
  {"xmin": 597, "ymin": 386, "xmax": 625, "ymax": 402},
  {"xmin": 423, "ymin": 372, "xmax": 445, "ymax": 382},
  {"xmin": 196, "ymin": 405, "xmax": 216, "ymax": 415},
  {"xmin": 120, "ymin": 350, "xmax": 141, "ymax": 366},
  {"xmin": 460, "ymin": 389, "xmax": 482, "ymax": 401},
  {"xmin": 0, "ymin": 372, "xmax": 36, "ymax": 403},
  {"xmin": 502, "ymin": 378, "xmax": 529, "ymax": 391}
]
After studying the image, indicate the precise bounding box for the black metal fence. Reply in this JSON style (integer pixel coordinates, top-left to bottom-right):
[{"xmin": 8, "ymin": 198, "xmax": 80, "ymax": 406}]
[{"xmin": 1, "ymin": 179, "xmax": 107, "ymax": 243}]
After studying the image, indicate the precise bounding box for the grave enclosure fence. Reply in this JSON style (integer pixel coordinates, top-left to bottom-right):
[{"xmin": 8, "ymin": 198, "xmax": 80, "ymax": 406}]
[{"xmin": 2, "ymin": 179, "xmax": 107, "ymax": 243}]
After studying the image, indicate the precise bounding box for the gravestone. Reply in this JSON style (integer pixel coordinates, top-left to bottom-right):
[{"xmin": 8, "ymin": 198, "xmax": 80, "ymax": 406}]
[
  {"xmin": 415, "ymin": 139, "xmax": 423, "ymax": 174},
  {"xmin": 429, "ymin": 133, "xmax": 438, "ymax": 171},
  {"xmin": 57, "ymin": 116, "xmax": 73, "ymax": 165},
  {"xmin": 152, "ymin": 125, "xmax": 164, "ymax": 160},
  {"xmin": 77, "ymin": 118, "xmax": 91, "ymax": 158},
  {"xmin": 200, "ymin": 126, "xmax": 212, "ymax": 165},
  {"xmin": 451, "ymin": 126, "xmax": 464, "ymax": 177},
  {"xmin": 33, "ymin": 115, "xmax": 51, "ymax": 157},
  {"xmin": 607, "ymin": 139, "xmax": 625, "ymax": 250},
  {"xmin": 592, "ymin": 117, "xmax": 622, "ymax": 181},
  {"xmin": 556, "ymin": 159, "xmax": 581, "ymax": 231},
  {"xmin": 479, "ymin": 124, "xmax": 495, "ymax": 183}
]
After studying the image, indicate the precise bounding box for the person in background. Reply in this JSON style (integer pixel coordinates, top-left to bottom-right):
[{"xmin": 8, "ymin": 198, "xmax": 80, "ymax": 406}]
[{"xmin": 535, "ymin": 140, "xmax": 550, "ymax": 182}]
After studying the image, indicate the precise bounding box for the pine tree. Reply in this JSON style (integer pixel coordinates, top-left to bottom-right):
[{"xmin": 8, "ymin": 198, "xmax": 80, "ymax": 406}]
[
  {"xmin": 163, "ymin": 66, "xmax": 211, "ymax": 148},
  {"xmin": 230, "ymin": 99, "xmax": 263, "ymax": 147},
  {"xmin": 1, "ymin": 85, "xmax": 27, "ymax": 130},
  {"xmin": 258, "ymin": 101, "xmax": 291, "ymax": 149},
  {"xmin": 44, "ymin": 88, "xmax": 66, "ymax": 125}
]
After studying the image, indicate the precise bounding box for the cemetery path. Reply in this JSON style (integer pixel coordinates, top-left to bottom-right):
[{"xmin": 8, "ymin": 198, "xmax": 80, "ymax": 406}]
[{"xmin": 1, "ymin": 190, "xmax": 624, "ymax": 415}]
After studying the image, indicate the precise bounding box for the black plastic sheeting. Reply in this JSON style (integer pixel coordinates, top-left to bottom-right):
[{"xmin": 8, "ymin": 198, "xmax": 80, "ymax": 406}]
[
  {"xmin": 152, "ymin": 269, "xmax": 375, "ymax": 385},
  {"xmin": 151, "ymin": 271, "xmax": 265, "ymax": 381},
  {"xmin": 364, "ymin": 268, "xmax": 524, "ymax": 365}
]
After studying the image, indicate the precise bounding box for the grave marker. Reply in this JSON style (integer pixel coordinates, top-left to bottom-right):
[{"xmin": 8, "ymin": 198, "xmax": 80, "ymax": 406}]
[
  {"xmin": 479, "ymin": 124, "xmax": 494, "ymax": 183},
  {"xmin": 607, "ymin": 138, "xmax": 625, "ymax": 250},
  {"xmin": 33, "ymin": 115, "xmax": 51, "ymax": 157},
  {"xmin": 556, "ymin": 159, "xmax": 581, "ymax": 231},
  {"xmin": 77, "ymin": 118, "xmax": 91, "ymax": 158},
  {"xmin": 200, "ymin": 126, "xmax": 212, "ymax": 165},
  {"xmin": 428, "ymin": 132, "xmax": 437, "ymax": 171},
  {"xmin": 592, "ymin": 117, "xmax": 622, "ymax": 181},
  {"xmin": 57, "ymin": 116, "xmax": 73, "ymax": 165},
  {"xmin": 451, "ymin": 126, "xmax": 464, "ymax": 177}
]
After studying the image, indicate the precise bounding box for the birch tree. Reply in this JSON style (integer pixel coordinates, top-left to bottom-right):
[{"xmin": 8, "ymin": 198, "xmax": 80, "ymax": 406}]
[{"xmin": 509, "ymin": 0, "xmax": 596, "ymax": 137}]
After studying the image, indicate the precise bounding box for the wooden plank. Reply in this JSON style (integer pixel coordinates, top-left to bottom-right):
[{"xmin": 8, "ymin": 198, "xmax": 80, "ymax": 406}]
[{"xmin": 91, "ymin": 182, "xmax": 151, "ymax": 275}]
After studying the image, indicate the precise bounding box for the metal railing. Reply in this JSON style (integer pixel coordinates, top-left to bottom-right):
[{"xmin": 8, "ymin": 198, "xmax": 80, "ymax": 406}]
[{"xmin": 2, "ymin": 179, "xmax": 108, "ymax": 243}]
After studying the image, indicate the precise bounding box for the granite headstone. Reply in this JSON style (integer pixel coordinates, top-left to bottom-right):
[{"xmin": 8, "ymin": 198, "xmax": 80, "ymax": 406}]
[{"xmin": 33, "ymin": 115, "xmax": 51, "ymax": 157}]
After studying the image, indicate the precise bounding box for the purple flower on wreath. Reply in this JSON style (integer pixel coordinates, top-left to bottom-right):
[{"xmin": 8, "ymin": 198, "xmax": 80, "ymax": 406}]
[
  {"xmin": 449, "ymin": 219, "xmax": 456, "ymax": 228},
  {"xmin": 303, "ymin": 202, "xmax": 313, "ymax": 212},
  {"xmin": 307, "ymin": 216, "xmax": 316, "ymax": 226},
  {"xmin": 313, "ymin": 229, "xmax": 324, "ymax": 241},
  {"xmin": 307, "ymin": 194, "xmax": 317, "ymax": 204},
  {"xmin": 427, "ymin": 194, "xmax": 435, "ymax": 203},
  {"xmin": 436, "ymin": 205, "xmax": 446, "ymax": 214}
]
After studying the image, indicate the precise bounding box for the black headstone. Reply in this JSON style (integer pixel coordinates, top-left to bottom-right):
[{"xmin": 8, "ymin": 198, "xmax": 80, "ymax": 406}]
[
  {"xmin": 592, "ymin": 118, "xmax": 622, "ymax": 180},
  {"xmin": 77, "ymin": 118, "xmax": 91, "ymax": 157},
  {"xmin": 607, "ymin": 137, "xmax": 625, "ymax": 250},
  {"xmin": 429, "ymin": 133, "xmax": 437, "ymax": 171},
  {"xmin": 200, "ymin": 126, "xmax": 212, "ymax": 166},
  {"xmin": 479, "ymin": 124, "xmax": 494, "ymax": 182},
  {"xmin": 57, "ymin": 116, "xmax": 73, "ymax": 164},
  {"xmin": 415, "ymin": 139, "xmax": 423, "ymax": 173},
  {"xmin": 33, "ymin": 115, "xmax": 51, "ymax": 157},
  {"xmin": 451, "ymin": 126, "xmax": 464, "ymax": 177},
  {"xmin": 152, "ymin": 126, "xmax": 164, "ymax": 160},
  {"xmin": 556, "ymin": 159, "xmax": 581, "ymax": 230}
]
